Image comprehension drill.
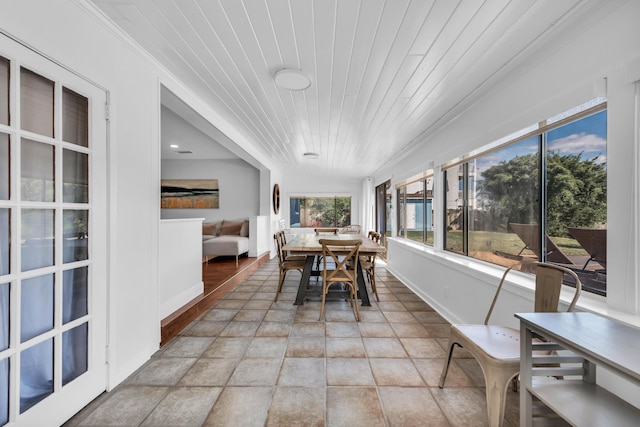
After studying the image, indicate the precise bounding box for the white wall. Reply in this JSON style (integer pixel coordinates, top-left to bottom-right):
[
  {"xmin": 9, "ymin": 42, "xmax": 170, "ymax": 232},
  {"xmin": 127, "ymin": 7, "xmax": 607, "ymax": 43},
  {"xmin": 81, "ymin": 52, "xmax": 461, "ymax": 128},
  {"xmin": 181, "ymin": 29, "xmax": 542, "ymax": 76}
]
[
  {"xmin": 376, "ymin": 0, "xmax": 640, "ymax": 330},
  {"xmin": 159, "ymin": 219, "xmax": 204, "ymax": 320},
  {"xmin": 161, "ymin": 159, "xmax": 260, "ymax": 221}
]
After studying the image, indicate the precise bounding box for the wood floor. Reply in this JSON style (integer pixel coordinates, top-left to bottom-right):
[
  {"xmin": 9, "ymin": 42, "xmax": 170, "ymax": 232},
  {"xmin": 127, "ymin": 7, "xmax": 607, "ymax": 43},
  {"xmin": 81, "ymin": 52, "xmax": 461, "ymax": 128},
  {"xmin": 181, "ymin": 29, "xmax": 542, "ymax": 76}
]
[{"xmin": 160, "ymin": 253, "xmax": 270, "ymax": 346}]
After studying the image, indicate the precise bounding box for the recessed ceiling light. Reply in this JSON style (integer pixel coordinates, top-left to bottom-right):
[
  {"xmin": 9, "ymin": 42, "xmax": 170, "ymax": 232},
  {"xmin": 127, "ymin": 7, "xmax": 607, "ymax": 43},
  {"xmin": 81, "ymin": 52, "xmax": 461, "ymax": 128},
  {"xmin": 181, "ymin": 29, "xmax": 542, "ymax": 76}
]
[
  {"xmin": 170, "ymin": 144, "xmax": 179, "ymax": 148},
  {"xmin": 303, "ymin": 152, "xmax": 319, "ymax": 159},
  {"xmin": 274, "ymin": 69, "xmax": 311, "ymax": 91}
]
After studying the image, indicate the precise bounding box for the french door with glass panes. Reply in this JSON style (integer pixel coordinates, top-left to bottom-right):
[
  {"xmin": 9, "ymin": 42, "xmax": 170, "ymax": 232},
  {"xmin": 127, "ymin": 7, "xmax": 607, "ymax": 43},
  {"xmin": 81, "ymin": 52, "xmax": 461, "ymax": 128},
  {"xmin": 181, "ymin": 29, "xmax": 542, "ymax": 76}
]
[{"xmin": 0, "ymin": 35, "xmax": 107, "ymax": 426}]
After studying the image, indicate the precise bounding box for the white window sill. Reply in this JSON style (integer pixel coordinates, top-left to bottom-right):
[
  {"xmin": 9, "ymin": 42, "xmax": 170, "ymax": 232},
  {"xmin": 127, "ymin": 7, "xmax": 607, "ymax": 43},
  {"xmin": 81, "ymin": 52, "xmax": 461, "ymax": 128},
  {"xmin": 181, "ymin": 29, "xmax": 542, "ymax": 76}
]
[{"xmin": 387, "ymin": 237, "xmax": 638, "ymax": 328}]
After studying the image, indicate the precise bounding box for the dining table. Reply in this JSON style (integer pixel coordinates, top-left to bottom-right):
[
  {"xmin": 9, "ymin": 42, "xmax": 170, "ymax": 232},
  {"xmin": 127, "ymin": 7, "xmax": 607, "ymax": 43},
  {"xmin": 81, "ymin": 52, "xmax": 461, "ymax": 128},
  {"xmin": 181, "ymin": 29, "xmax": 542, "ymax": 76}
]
[{"xmin": 282, "ymin": 232, "xmax": 386, "ymax": 306}]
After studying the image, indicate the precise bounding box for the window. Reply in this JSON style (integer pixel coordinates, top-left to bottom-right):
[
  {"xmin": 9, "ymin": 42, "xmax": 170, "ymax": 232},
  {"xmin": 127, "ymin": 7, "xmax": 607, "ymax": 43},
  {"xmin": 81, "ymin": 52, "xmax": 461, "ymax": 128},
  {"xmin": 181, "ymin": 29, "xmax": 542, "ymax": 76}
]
[
  {"xmin": 397, "ymin": 173, "xmax": 434, "ymax": 245},
  {"xmin": 443, "ymin": 101, "xmax": 607, "ymax": 295},
  {"xmin": 289, "ymin": 196, "xmax": 351, "ymax": 228}
]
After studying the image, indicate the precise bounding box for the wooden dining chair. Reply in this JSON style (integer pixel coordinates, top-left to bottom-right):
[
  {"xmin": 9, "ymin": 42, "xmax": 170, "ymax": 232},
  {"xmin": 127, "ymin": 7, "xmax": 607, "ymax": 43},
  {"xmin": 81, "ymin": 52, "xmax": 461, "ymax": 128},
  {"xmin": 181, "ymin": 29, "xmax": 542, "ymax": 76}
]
[
  {"xmin": 318, "ymin": 239, "xmax": 361, "ymax": 321},
  {"xmin": 273, "ymin": 232, "xmax": 305, "ymax": 302},
  {"xmin": 359, "ymin": 231, "xmax": 381, "ymax": 301},
  {"xmin": 340, "ymin": 224, "xmax": 361, "ymax": 234},
  {"xmin": 276, "ymin": 230, "xmax": 305, "ymax": 262},
  {"xmin": 438, "ymin": 261, "xmax": 582, "ymax": 427}
]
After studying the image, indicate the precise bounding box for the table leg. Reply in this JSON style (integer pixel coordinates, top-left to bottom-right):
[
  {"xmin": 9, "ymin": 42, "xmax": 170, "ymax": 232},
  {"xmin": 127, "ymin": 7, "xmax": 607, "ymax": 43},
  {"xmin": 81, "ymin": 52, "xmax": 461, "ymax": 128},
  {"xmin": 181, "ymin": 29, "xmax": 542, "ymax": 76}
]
[
  {"xmin": 357, "ymin": 263, "xmax": 371, "ymax": 306},
  {"xmin": 294, "ymin": 255, "xmax": 315, "ymax": 305}
]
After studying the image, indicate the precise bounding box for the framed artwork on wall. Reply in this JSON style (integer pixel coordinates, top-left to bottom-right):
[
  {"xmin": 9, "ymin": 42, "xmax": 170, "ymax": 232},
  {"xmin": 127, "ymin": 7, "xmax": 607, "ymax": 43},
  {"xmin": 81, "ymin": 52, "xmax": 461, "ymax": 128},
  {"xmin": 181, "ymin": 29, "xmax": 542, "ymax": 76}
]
[{"xmin": 161, "ymin": 179, "xmax": 219, "ymax": 208}]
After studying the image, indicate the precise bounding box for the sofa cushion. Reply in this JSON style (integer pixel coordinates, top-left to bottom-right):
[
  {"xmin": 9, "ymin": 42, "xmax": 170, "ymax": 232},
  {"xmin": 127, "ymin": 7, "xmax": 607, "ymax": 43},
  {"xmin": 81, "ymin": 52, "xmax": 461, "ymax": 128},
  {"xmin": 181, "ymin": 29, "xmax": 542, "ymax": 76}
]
[
  {"xmin": 202, "ymin": 235, "xmax": 249, "ymax": 256},
  {"xmin": 220, "ymin": 220, "xmax": 242, "ymax": 235},
  {"xmin": 202, "ymin": 234, "xmax": 217, "ymax": 242},
  {"xmin": 203, "ymin": 221, "xmax": 221, "ymax": 236},
  {"xmin": 240, "ymin": 220, "xmax": 249, "ymax": 237}
]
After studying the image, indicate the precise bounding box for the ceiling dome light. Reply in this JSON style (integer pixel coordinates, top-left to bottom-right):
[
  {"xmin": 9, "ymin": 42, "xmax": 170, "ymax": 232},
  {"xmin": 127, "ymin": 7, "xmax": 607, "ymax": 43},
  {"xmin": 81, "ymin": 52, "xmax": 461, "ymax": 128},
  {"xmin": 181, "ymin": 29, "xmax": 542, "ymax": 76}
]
[
  {"xmin": 274, "ymin": 68, "xmax": 311, "ymax": 91},
  {"xmin": 303, "ymin": 152, "xmax": 319, "ymax": 159}
]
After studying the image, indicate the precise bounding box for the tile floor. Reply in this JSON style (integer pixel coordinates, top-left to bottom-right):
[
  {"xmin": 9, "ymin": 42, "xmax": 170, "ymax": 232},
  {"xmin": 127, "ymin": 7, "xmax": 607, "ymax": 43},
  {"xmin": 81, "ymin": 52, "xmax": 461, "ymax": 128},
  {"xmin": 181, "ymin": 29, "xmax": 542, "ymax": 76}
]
[{"xmin": 65, "ymin": 258, "xmax": 520, "ymax": 426}]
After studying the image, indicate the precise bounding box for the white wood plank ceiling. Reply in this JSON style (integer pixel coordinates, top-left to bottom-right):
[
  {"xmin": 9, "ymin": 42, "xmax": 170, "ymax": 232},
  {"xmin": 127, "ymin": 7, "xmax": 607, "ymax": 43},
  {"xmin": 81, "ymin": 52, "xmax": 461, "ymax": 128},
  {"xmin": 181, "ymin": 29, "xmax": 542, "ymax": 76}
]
[{"xmin": 88, "ymin": 0, "xmax": 596, "ymax": 178}]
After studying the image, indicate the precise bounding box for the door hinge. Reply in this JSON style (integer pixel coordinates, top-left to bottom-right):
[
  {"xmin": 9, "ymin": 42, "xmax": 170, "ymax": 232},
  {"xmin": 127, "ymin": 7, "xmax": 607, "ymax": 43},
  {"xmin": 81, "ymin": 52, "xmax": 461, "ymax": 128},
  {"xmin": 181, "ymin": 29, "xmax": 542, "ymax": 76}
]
[{"xmin": 105, "ymin": 102, "xmax": 110, "ymax": 121}]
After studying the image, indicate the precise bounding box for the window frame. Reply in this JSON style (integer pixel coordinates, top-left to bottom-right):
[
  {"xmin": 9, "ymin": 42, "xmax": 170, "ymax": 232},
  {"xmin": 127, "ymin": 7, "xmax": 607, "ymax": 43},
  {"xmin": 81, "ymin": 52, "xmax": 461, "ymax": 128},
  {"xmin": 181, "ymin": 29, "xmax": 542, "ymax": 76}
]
[{"xmin": 441, "ymin": 100, "xmax": 607, "ymax": 295}]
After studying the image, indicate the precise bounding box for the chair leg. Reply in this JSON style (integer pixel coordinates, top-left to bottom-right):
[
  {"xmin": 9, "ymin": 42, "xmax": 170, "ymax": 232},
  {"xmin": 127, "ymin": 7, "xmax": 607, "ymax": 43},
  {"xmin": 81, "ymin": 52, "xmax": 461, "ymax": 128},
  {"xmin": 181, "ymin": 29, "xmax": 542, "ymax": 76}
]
[
  {"xmin": 438, "ymin": 341, "xmax": 459, "ymax": 388},
  {"xmin": 274, "ymin": 269, "xmax": 285, "ymax": 302},
  {"xmin": 351, "ymin": 284, "xmax": 360, "ymax": 321},
  {"xmin": 319, "ymin": 282, "xmax": 328, "ymax": 321},
  {"xmin": 483, "ymin": 367, "xmax": 518, "ymax": 427}
]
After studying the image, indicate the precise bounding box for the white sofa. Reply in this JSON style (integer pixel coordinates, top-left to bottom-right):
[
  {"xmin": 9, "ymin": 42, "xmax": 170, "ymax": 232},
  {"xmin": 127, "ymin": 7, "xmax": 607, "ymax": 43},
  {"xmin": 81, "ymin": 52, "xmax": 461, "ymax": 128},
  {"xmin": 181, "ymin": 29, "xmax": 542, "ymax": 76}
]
[{"xmin": 202, "ymin": 219, "xmax": 250, "ymax": 266}]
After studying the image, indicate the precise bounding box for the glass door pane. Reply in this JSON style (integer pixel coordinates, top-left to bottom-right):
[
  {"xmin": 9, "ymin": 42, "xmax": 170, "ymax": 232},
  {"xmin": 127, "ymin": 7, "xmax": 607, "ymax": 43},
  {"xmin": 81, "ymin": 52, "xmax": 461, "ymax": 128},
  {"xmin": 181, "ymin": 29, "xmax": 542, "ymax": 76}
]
[
  {"xmin": 0, "ymin": 56, "xmax": 8, "ymax": 125},
  {"xmin": 21, "ymin": 138, "xmax": 55, "ymax": 202},
  {"xmin": 0, "ymin": 133, "xmax": 8, "ymax": 200},
  {"xmin": 62, "ymin": 87, "xmax": 88, "ymax": 147},
  {"xmin": 21, "ymin": 209, "xmax": 54, "ymax": 271},
  {"xmin": 20, "ymin": 68, "xmax": 54, "ymax": 137}
]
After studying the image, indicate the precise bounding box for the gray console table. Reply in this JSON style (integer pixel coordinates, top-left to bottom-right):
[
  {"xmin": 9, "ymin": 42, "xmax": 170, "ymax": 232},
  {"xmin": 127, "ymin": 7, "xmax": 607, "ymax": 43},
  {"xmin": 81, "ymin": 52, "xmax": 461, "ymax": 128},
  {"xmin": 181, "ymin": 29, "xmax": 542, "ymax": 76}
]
[{"xmin": 516, "ymin": 312, "xmax": 640, "ymax": 427}]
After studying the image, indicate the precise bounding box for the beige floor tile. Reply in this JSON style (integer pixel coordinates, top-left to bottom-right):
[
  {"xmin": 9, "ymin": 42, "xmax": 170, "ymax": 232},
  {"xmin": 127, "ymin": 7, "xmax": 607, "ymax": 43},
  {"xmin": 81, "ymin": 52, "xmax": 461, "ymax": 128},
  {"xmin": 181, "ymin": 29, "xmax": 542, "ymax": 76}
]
[
  {"xmin": 325, "ymin": 321, "xmax": 361, "ymax": 337},
  {"xmin": 324, "ymin": 309, "xmax": 361, "ymax": 322},
  {"xmin": 255, "ymin": 321, "xmax": 292, "ymax": 337},
  {"xmin": 422, "ymin": 323, "xmax": 453, "ymax": 338},
  {"xmin": 77, "ymin": 386, "xmax": 168, "ymax": 426},
  {"xmin": 377, "ymin": 301, "xmax": 408, "ymax": 311},
  {"xmin": 219, "ymin": 321, "xmax": 261, "ymax": 337},
  {"xmin": 183, "ymin": 320, "xmax": 228, "ymax": 337},
  {"xmin": 326, "ymin": 337, "xmax": 366, "ymax": 358},
  {"xmin": 179, "ymin": 358, "xmax": 238, "ymax": 386},
  {"xmin": 326, "ymin": 387, "xmax": 386, "ymax": 427},
  {"xmin": 263, "ymin": 309, "xmax": 296, "ymax": 323},
  {"xmin": 232, "ymin": 309, "xmax": 267, "ymax": 322},
  {"xmin": 378, "ymin": 387, "xmax": 449, "ymax": 426},
  {"xmin": 266, "ymin": 387, "xmax": 325, "ymax": 427},
  {"xmin": 326, "ymin": 358, "xmax": 375, "ymax": 386},
  {"xmin": 358, "ymin": 322, "xmax": 396, "ymax": 338},
  {"xmin": 390, "ymin": 322, "xmax": 430, "ymax": 338},
  {"xmin": 277, "ymin": 358, "xmax": 325, "ymax": 386},
  {"xmin": 227, "ymin": 358, "xmax": 281, "ymax": 386},
  {"xmin": 358, "ymin": 311, "xmax": 387, "ymax": 322},
  {"xmin": 368, "ymin": 359, "xmax": 425, "ymax": 386},
  {"xmin": 214, "ymin": 300, "xmax": 247, "ymax": 310},
  {"xmin": 412, "ymin": 311, "xmax": 448, "ymax": 323},
  {"xmin": 362, "ymin": 338, "xmax": 408, "ymax": 358},
  {"xmin": 127, "ymin": 357, "xmax": 196, "ymax": 386},
  {"xmin": 203, "ymin": 309, "xmax": 238, "ymax": 322},
  {"xmin": 291, "ymin": 321, "xmax": 325, "ymax": 337},
  {"xmin": 162, "ymin": 336, "xmax": 216, "ymax": 357},
  {"xmin": 413, "ymin": 358, "xmax": 475, "ymax": 387},
  {"xmin": 140, "ymin": 386, "xmax": 221, "ymax": 427},
  {"xmin": 285, "ymin": 336, "xmax": 325, "ymax": 357},
  {"xmin": 383, "ymin": 311, "xmax": 417, "ymax": 323},
  {"xmin": 242, "ymin": 299, "xmax": 274, "ymax": 310},
  {"xmin": 244, "ymin": 337, "xmax": 288, "ymax": 358},
  {"xmin": 430, "ymin": 387, "xmax": 489, "ymax": 427},
  {"xmin": 203, "ymin": 386, "xmax": 273, "ymax": 427},
  {"xmin": 203, "ymin": 337, "xmax": 251, "ymax": 358},
  {"xmin": 400, "ymin": 337, "xmax": 447, "ymax": 358}
]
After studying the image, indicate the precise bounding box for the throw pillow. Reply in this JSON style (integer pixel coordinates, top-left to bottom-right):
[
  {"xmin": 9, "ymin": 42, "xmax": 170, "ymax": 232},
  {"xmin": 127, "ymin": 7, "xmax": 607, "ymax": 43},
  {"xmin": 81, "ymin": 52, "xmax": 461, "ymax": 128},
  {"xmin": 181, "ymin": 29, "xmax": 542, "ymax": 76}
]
[
  {"xmin": 240, "ymin": 220, "xmax": 249, "ymax": 237},
  {"xmin": 202, "ymin": 222, "xmax": 218, "ymax": 236},
  {"xmin": 221, "ymin": 220, "xmax": 242, "ymax": 235}
]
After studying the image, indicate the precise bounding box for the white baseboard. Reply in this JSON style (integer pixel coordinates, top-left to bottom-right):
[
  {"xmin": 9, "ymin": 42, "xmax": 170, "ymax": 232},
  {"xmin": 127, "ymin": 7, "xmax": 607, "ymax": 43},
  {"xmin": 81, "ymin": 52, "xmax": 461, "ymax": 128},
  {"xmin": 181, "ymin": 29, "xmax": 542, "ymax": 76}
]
[{"xmin": 160, "ymin": 280, "xmax": 203, "ymax": 320}]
